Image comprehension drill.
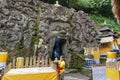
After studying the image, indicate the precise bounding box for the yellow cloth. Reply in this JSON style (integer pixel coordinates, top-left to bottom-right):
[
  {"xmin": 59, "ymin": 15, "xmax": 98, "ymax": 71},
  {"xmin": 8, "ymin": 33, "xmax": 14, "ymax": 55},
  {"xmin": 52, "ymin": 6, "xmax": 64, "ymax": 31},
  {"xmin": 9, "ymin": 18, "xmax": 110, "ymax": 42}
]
[
  {"xmin": 16, "ymin": 57, "xmax": 24, "ymax": 68},
  {"xmin": 106, "ymin": 68, "xmax": 120, "ymax": 80},
  {"xmin": 116, "ymin": 38, "xmax": 120, "ymax": 45},
  {"xmin": 58, "ymin": 60, "xmax": 65, "ymax": 75},
  {"xmin": 2, "ymin": 72, "xmax": 57, "ymax": 80},
  {"xmin": 99, "ymin": 47, "xmax": 112, "ymax": 54},
  {"xmin": 92, "ymin": 51, "xmax": 100, "ymax": 59},
  {"xmin": 107, "ymin": 52, "xmax": 117, "ymax": 58},
  {"xmin": 99, "ymin": 42, "xmax": 113, "ymax": 54},
  {"xmin": 0, "ymin": 52, "xmax": 8, "ymax": 62},
  {"xmin": 114, "ymin": 41, "xmax": 118, "ymax": 46},
  {"xmin": 2, "ymin": 67, "xmax": 57, "ymax": 80}
]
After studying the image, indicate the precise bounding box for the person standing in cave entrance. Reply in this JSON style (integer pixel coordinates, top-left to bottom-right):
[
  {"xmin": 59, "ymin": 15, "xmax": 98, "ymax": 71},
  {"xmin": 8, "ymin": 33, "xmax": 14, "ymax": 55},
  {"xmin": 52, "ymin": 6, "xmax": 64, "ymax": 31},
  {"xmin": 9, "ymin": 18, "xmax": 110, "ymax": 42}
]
[
  {"xmin": 54, "ymin": 55, "xmax": 65, "ymax": 80},
  {"xmin": 52, "ymin": 35, "xmax": 61, "ymax": 60}
]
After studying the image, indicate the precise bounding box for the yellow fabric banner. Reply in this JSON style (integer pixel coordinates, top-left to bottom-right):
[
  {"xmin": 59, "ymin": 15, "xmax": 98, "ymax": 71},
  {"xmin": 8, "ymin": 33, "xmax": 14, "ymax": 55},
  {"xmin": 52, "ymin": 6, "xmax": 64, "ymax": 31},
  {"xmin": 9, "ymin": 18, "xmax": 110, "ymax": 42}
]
[
  {"xmin": 106, "ymin": 68, "xmax": 120, "ymax": 80},
  {"xmin": 107, "ymin": 52, "xmax": 117, "ymax": 58},
  {"xmin": 16, "ymin": 57, "xmax": 24, "ymax": 68},
  {"xmin": 2, "ymin": 67, "xmax": 58, "ymax": 80},
  {"xmin": 0, "ymin": 52, "xmax": 8, "ymax": 62},
  {"xmin": 2, "ymin": 72, "xmax": 57, "ymax": 80},
  {"xmin": 92, "ymin": 51, "xmax": 100, "ymax": 59}
]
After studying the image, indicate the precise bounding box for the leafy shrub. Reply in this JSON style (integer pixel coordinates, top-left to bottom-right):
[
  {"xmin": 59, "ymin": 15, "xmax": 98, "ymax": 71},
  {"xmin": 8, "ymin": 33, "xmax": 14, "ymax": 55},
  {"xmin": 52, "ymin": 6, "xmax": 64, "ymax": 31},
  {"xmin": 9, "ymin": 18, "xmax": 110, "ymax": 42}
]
[{"xmin": 89, "ymin": 14, "xmax": 120, "ymax": 32}]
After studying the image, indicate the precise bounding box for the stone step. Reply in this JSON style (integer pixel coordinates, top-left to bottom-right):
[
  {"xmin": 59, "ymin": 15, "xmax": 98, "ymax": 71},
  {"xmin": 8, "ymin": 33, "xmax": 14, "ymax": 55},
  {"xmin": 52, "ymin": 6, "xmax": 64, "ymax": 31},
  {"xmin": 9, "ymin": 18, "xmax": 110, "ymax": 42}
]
[
  {"xmin": 64, "ymin": 73, "xmax": 90, "ymax": 80},
  {"xmin": 81, "ymin": 67, "xmax": 92, "ymax": 78}
]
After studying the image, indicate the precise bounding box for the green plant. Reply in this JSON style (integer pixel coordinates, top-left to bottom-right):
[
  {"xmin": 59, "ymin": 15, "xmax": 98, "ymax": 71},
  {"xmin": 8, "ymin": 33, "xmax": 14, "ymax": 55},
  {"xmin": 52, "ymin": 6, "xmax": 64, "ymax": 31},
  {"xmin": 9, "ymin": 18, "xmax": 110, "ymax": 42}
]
[
  {"xmin": 89, "ymin": 14, "xmax": 120, "ymax": 32},
  {"xmin": 69, "ymin": 51, "xmax": 85, "ymax": 71},
  {"xmin": 88, "ymin": 0, "xmax": 110, "ymax": 8},
  {"xmin": 77, "ymin": 0, "xmax": 90, "ymax": 8},
  {"xmin": 77, "ymin": 0, "xmax": 112, "ymax": 17},
  {"xmin": 30, "ymin": 8, "xmax": 41, "ymax": 56}
]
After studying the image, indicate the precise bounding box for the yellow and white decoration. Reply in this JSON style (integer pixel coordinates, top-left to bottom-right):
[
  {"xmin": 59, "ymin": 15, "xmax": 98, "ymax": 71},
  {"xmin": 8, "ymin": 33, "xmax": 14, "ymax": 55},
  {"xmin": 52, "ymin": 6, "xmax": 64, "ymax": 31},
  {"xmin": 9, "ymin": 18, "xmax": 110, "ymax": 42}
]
[
  {"xmin": 0, "ymin": 52, "xmax": 8, "ymax": 70},
  {"xmin": 106, "ymin": 52, "xmax": 117, "ymax": 62},
  {"xmin": 2, "ymin": 67, "xmax": 57, "ymax": 80}
]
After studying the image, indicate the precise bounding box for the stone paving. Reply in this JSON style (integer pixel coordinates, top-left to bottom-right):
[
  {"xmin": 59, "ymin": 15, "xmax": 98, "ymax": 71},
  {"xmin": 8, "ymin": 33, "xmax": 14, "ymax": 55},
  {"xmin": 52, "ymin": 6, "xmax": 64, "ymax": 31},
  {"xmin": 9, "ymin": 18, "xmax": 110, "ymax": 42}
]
[{"xmin": 64, "ymin": 73, "xmax": 90, "ymax": 80}]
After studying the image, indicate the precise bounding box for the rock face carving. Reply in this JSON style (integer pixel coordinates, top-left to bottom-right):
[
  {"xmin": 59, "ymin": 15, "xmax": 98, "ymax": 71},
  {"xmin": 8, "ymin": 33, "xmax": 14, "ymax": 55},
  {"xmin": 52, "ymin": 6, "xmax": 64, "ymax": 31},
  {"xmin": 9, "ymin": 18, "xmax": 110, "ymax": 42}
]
[{"xmin": 0, "ymin": 0, "xmax": 97, "ymax": 56}]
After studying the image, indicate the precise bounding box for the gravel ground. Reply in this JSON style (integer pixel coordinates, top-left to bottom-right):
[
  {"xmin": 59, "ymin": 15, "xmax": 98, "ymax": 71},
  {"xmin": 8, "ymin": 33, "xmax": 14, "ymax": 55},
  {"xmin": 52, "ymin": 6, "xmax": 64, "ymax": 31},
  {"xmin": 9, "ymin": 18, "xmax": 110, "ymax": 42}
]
[{"xmin": 64, "ymin": 73, "xmax": 90, "ymax": 80}]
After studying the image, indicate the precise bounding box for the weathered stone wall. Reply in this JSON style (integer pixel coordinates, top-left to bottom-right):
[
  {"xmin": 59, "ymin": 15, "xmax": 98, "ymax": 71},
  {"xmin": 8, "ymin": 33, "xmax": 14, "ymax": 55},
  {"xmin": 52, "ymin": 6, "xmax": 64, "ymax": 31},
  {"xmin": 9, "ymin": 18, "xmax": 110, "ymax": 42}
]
[{"xmin": 0, "ymin": 0, "xmax": 97, "ymax": 56}]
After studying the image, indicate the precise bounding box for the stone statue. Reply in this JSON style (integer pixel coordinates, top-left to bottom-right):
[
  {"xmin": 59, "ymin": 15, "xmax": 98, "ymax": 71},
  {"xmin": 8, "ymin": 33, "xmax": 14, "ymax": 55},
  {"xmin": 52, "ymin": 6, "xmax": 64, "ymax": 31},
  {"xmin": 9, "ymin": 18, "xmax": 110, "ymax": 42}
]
[
  {"xmin": 37, "ymin": 39, "xmax": 48, "ymax": 57},
  {"xmin": 54, "ymin": 1, "xmax": 61, "ymax": 7}
]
